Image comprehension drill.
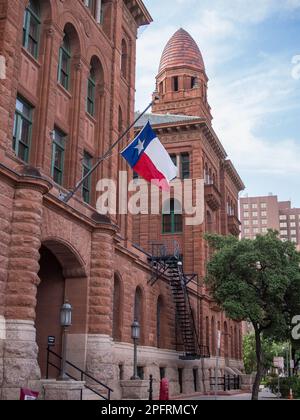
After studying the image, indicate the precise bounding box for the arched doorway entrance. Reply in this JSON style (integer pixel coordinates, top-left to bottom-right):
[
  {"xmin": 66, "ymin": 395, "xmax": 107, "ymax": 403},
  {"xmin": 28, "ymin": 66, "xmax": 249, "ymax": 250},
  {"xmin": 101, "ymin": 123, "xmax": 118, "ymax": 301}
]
[{"xmin": 36, "ymin": 240, "xmax": 87, "ymax": 378}]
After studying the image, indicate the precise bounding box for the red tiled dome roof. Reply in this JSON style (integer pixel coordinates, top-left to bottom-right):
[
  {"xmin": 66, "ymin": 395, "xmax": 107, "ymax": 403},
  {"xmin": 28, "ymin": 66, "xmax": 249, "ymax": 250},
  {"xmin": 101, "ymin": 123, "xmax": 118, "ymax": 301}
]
[{"xmin": 159, "ymin": 28, "xmax": 205, "ymax": 74}]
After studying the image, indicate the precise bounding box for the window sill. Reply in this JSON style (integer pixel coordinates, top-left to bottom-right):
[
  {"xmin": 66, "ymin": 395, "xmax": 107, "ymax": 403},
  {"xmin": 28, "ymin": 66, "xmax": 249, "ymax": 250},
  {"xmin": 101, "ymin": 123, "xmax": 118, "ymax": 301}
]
[
  {"xmin": 85, "ymin": 112, "xmax": 97, "ymax": 124},
  {"xmin": 57, "ymin": 82, "xmax": 72, "ymax": 99},
  {"xmin": 21, "ymin": 47, "xmax": 41, "ymax": 68}
]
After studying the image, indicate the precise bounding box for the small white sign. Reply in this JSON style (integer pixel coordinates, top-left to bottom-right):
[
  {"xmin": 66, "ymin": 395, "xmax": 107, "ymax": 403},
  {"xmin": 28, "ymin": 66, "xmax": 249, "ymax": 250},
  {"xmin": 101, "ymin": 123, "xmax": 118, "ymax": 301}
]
[
  {"xmin": 273, "ymin": 357, "xmax": 284, "ymax": 370},
  {"xmin": 217, "ymin": 331, "xmax": 221, "ymax": 350},
  {"xmin": 290, "ymin": 360, "xmax": 295, "ymax": 370}
]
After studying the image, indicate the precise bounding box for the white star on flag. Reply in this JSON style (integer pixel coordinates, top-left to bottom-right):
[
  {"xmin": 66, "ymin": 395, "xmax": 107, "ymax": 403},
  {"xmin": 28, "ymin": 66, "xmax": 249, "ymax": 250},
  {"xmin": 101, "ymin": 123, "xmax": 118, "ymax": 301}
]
[{"xmin": 134, "ymin": 139, "xmax": 145, "ymax": 155}]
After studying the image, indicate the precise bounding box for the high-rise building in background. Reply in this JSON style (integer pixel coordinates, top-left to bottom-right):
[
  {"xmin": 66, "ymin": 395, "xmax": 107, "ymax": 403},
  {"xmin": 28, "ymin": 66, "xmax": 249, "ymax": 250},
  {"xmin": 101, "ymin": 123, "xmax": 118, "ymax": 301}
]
[{"xmin": 240, "ymin": 195, "xmax": 300, "ymax": 250}]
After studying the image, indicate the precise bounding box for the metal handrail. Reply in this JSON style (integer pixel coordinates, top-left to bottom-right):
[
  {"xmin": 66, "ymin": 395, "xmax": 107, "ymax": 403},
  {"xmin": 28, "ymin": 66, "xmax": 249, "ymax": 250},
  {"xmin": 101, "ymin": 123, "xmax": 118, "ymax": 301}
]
[
  {"xmin": 210, "ymin": 375, "xmax": 240, "ymax": 392},
  {"xmin": 46, "ymin": 347, "xmax": 113, "ymax": 400}
]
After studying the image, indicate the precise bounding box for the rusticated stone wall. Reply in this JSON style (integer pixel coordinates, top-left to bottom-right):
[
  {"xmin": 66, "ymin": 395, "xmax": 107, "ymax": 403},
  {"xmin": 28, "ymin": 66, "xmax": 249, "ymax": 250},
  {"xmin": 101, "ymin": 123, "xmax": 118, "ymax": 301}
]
[{"xmin": 2, "ymin": 178, "xmax": 50, "ymax": 400}]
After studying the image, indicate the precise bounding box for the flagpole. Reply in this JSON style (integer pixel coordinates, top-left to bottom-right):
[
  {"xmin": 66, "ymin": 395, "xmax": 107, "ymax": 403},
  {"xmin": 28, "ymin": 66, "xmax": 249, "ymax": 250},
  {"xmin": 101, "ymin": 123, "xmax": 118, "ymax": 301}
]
[{"xmin": 58, "ymin": 97, "xmax": 158, "ymax": 203}]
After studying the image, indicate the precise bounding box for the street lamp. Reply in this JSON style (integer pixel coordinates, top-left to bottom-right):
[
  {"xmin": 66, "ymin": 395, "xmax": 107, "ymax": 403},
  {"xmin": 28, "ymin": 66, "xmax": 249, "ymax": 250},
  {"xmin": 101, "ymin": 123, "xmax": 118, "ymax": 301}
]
[
  {"xmin": 131, "ymin": 320, "xmax": 140, "ymax": 380},
  {"xmin": 58, "ymin": 300, "xmax": 72, "ymax": 381}
]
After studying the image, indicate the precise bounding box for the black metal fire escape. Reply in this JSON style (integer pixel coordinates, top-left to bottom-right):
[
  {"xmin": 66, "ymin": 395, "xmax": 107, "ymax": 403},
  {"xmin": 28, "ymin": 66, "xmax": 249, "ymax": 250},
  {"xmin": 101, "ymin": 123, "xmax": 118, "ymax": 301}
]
[{"xmin": 148, "ymin": 241, "xmax": 210, "ymax": 360}]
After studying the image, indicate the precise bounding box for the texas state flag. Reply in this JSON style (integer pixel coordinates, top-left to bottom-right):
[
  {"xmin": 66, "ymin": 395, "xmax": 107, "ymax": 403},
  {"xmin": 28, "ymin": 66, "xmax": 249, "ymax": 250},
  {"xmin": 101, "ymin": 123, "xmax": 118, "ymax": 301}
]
[{"xmin": 121, "ymin": 122, "xmax": 177, "ymax": 190}]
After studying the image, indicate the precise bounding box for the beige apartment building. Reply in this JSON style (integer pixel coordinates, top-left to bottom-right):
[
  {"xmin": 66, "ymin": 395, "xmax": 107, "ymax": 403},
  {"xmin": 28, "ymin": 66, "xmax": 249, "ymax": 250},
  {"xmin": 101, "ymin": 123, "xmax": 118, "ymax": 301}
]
[{"xmin": 240, "ymin": 195, "xmax": 300, "ymax": 250}]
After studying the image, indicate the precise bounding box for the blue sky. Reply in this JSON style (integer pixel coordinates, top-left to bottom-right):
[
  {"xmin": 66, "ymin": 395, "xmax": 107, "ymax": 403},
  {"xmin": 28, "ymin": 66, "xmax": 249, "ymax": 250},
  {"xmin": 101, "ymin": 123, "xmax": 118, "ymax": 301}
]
[{"xmin": 135, "ymin": 0, "xmax": 300, "ymax": 207}]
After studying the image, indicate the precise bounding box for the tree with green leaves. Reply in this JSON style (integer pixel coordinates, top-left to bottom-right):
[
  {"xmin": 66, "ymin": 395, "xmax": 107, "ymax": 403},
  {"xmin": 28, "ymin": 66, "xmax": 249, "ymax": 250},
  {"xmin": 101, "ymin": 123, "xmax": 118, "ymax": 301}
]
[
  {"xmin": 205, "ymin": 230, "xmax": 300, "ymax": 400},
  {"xmin": 243, "ymin": 333, "xmax": 289, "ymax": 375}
]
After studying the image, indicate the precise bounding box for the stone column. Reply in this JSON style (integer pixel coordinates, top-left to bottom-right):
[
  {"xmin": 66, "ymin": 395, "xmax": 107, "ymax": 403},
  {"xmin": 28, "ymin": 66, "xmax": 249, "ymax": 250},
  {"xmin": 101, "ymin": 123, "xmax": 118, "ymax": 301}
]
[
  {"xmin": 86, "ymin": 222, "xmax": 117, "ymax": 392},
  {"xmin": 2, "ymin": 176, "xmax": 51, "ymax": 400},
  {"xmin": 0, "ymin": 178, "xmax": 14, "ymax": 397}
]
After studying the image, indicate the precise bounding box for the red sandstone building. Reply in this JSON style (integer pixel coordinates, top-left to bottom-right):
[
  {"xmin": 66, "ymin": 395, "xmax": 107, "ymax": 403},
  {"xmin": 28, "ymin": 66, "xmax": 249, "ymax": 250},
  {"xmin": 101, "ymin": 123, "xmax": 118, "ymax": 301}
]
[{"xmin": 0, "ymin": 1, "xmax": 244, "ymax": 400}]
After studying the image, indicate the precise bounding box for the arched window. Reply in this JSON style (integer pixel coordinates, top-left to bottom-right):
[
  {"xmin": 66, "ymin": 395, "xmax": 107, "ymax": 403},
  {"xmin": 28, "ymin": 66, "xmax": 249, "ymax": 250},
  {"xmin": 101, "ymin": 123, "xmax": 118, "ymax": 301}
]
[
  {"xmin": 87, "ymin": 65, "xmax": 96, "ymax": 116},
  {"xmin": 23, "ymin": 0, "xmax": 40, "ymax": 58},
  {"xmin": 162, "ymin": 199, "xmax": 183, "ymax": 234},
  {"xmin": 121, "ymin": 39, "xmax": 128, "ymax": 79},
  {"xmin": 86, "ymin": 56, "xmax": 104, "ymax": 118},
  {"xmin": 112, "ymin": 274, "xmax": 122, "ymax": 342},
  {"xmin": 58, "ymin": 32, "xmax": 71, "ymax": 90}
]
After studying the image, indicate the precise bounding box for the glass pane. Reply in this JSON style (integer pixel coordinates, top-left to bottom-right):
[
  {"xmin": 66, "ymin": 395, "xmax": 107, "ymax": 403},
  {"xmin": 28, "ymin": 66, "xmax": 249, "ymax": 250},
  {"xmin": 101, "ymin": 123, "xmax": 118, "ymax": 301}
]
[
  {"xmin": 174, "ymin": 214, "xmax": 183, "ymax": 232},
  {"xmin": 53, "ymin": 168, "xmax": 62, "ymax": 185},
  {"xmin": 163, "ymin": 215, "xmax": 172, "ymax": 233},
  {"xmin": 18, "ymin": 142, "xmax": 28, "ymax": 162},
  {"xmin": 88, "ymin": 80, "xmax": 95, "ymax": 99},
  {"xmin": 16, "ymin": 98, "xmax": 32, "ymax": 119},
  {"xmin": 19, "ymin": 119, "xmax": 31, "ymax": 145},
  {"xmin": 87, "ymin": 99, "xmax": 94, "ymax": 116},
  {"xmin": 61, "ymin": 52, "xmax": 69, "ymax": 73},
  {"xmin": 83, "ymin": 155, "xmax": 92, "ymax": 168},
  {"xmin": 60, "ymin": 71, "xmax": 68, "ymax": 89},
  {"xmin": 83, "ymin": 190, "xmax": 89, "ymax": 203},
  {"xmin": 53, "ymin": 129, "xmax": 65, "ymax": 146},
  {"xmin": 29, "ymin": 17, "xmax": 38, "ymax": 39},
  {"xmin": 54, "ymin": 147, "xmax": 63, "ymax": 170},
  {"xmin": 170, "ymin": 154, "xmax": 177, "ymax": 166},
  {"xmin": 29, "ymin": 0, "xmax": 40, "ymax": 15},
  {"xmin": 28, "ymin": 37, "xmax": 37, "ymax": 57},
  {"xmin": 181, "ymin": 154, "xmax": 190, "ymax": 179}
]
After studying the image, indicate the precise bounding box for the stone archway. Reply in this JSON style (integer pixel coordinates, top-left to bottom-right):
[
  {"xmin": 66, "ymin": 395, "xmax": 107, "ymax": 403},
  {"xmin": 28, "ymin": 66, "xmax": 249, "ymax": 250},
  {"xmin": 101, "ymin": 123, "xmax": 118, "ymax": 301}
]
[{"xmin": 36, "ymin": 240, "xmax": 87, "ymax": 379}]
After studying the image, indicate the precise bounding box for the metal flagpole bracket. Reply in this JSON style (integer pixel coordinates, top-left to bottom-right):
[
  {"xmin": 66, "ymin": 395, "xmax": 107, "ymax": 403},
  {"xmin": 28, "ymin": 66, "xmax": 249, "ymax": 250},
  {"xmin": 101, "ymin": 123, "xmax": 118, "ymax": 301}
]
[{"xmin": 58, "ymin": 98, "xmax": 157, "ymax": 204}]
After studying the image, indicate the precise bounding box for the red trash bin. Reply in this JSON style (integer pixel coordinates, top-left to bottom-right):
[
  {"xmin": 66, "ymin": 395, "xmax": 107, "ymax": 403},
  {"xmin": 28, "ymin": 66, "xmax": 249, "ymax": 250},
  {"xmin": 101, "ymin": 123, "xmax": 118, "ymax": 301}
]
[{"xmin": 159, "ymin": 378, "xmax": 169, "ymax": 400}]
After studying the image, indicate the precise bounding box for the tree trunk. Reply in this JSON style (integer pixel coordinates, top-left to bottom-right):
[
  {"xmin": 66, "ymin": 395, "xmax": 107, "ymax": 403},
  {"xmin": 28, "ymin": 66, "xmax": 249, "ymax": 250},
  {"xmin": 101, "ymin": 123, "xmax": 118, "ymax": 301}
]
[{"xmin": 252, "ymin": 327, "xmax": 263, "ymax": 401}]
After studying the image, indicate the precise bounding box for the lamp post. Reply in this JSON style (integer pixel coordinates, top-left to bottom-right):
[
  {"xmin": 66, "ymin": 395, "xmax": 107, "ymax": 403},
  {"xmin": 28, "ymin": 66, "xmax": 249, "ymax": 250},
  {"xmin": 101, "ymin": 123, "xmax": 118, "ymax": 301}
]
[
  {"xmin": 215, "ymin": 330, "xmax": 221, "ymax": 401},
  {"xmin": 131, "ymin": 320, "xmax": 140, "ymax": 380},
  {"xmin": 58, "ymin": 300, "xmax": 72, "ymax": 381}
]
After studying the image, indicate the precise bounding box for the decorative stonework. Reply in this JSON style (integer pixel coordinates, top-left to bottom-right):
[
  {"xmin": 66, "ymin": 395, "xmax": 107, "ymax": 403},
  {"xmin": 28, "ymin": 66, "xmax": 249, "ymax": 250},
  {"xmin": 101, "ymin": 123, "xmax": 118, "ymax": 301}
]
[
  {"xmin": 5, "ymin": 182, "xmax": 49, "ymax": 321},
  {"xmin": 88, "ymin": 230, "xmax": 114, "ymax": 335},
  {"xmin": 1, "ymin": 320, "xmax": 40, "ymax": 400}
]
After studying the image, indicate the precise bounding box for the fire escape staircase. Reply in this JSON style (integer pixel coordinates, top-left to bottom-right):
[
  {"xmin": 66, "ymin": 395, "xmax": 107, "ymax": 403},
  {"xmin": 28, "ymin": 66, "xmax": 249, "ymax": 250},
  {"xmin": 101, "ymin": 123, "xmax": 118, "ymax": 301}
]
[{"xmin": 148, "ymin": 241, "xmax": 210, "ymax": 360}]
